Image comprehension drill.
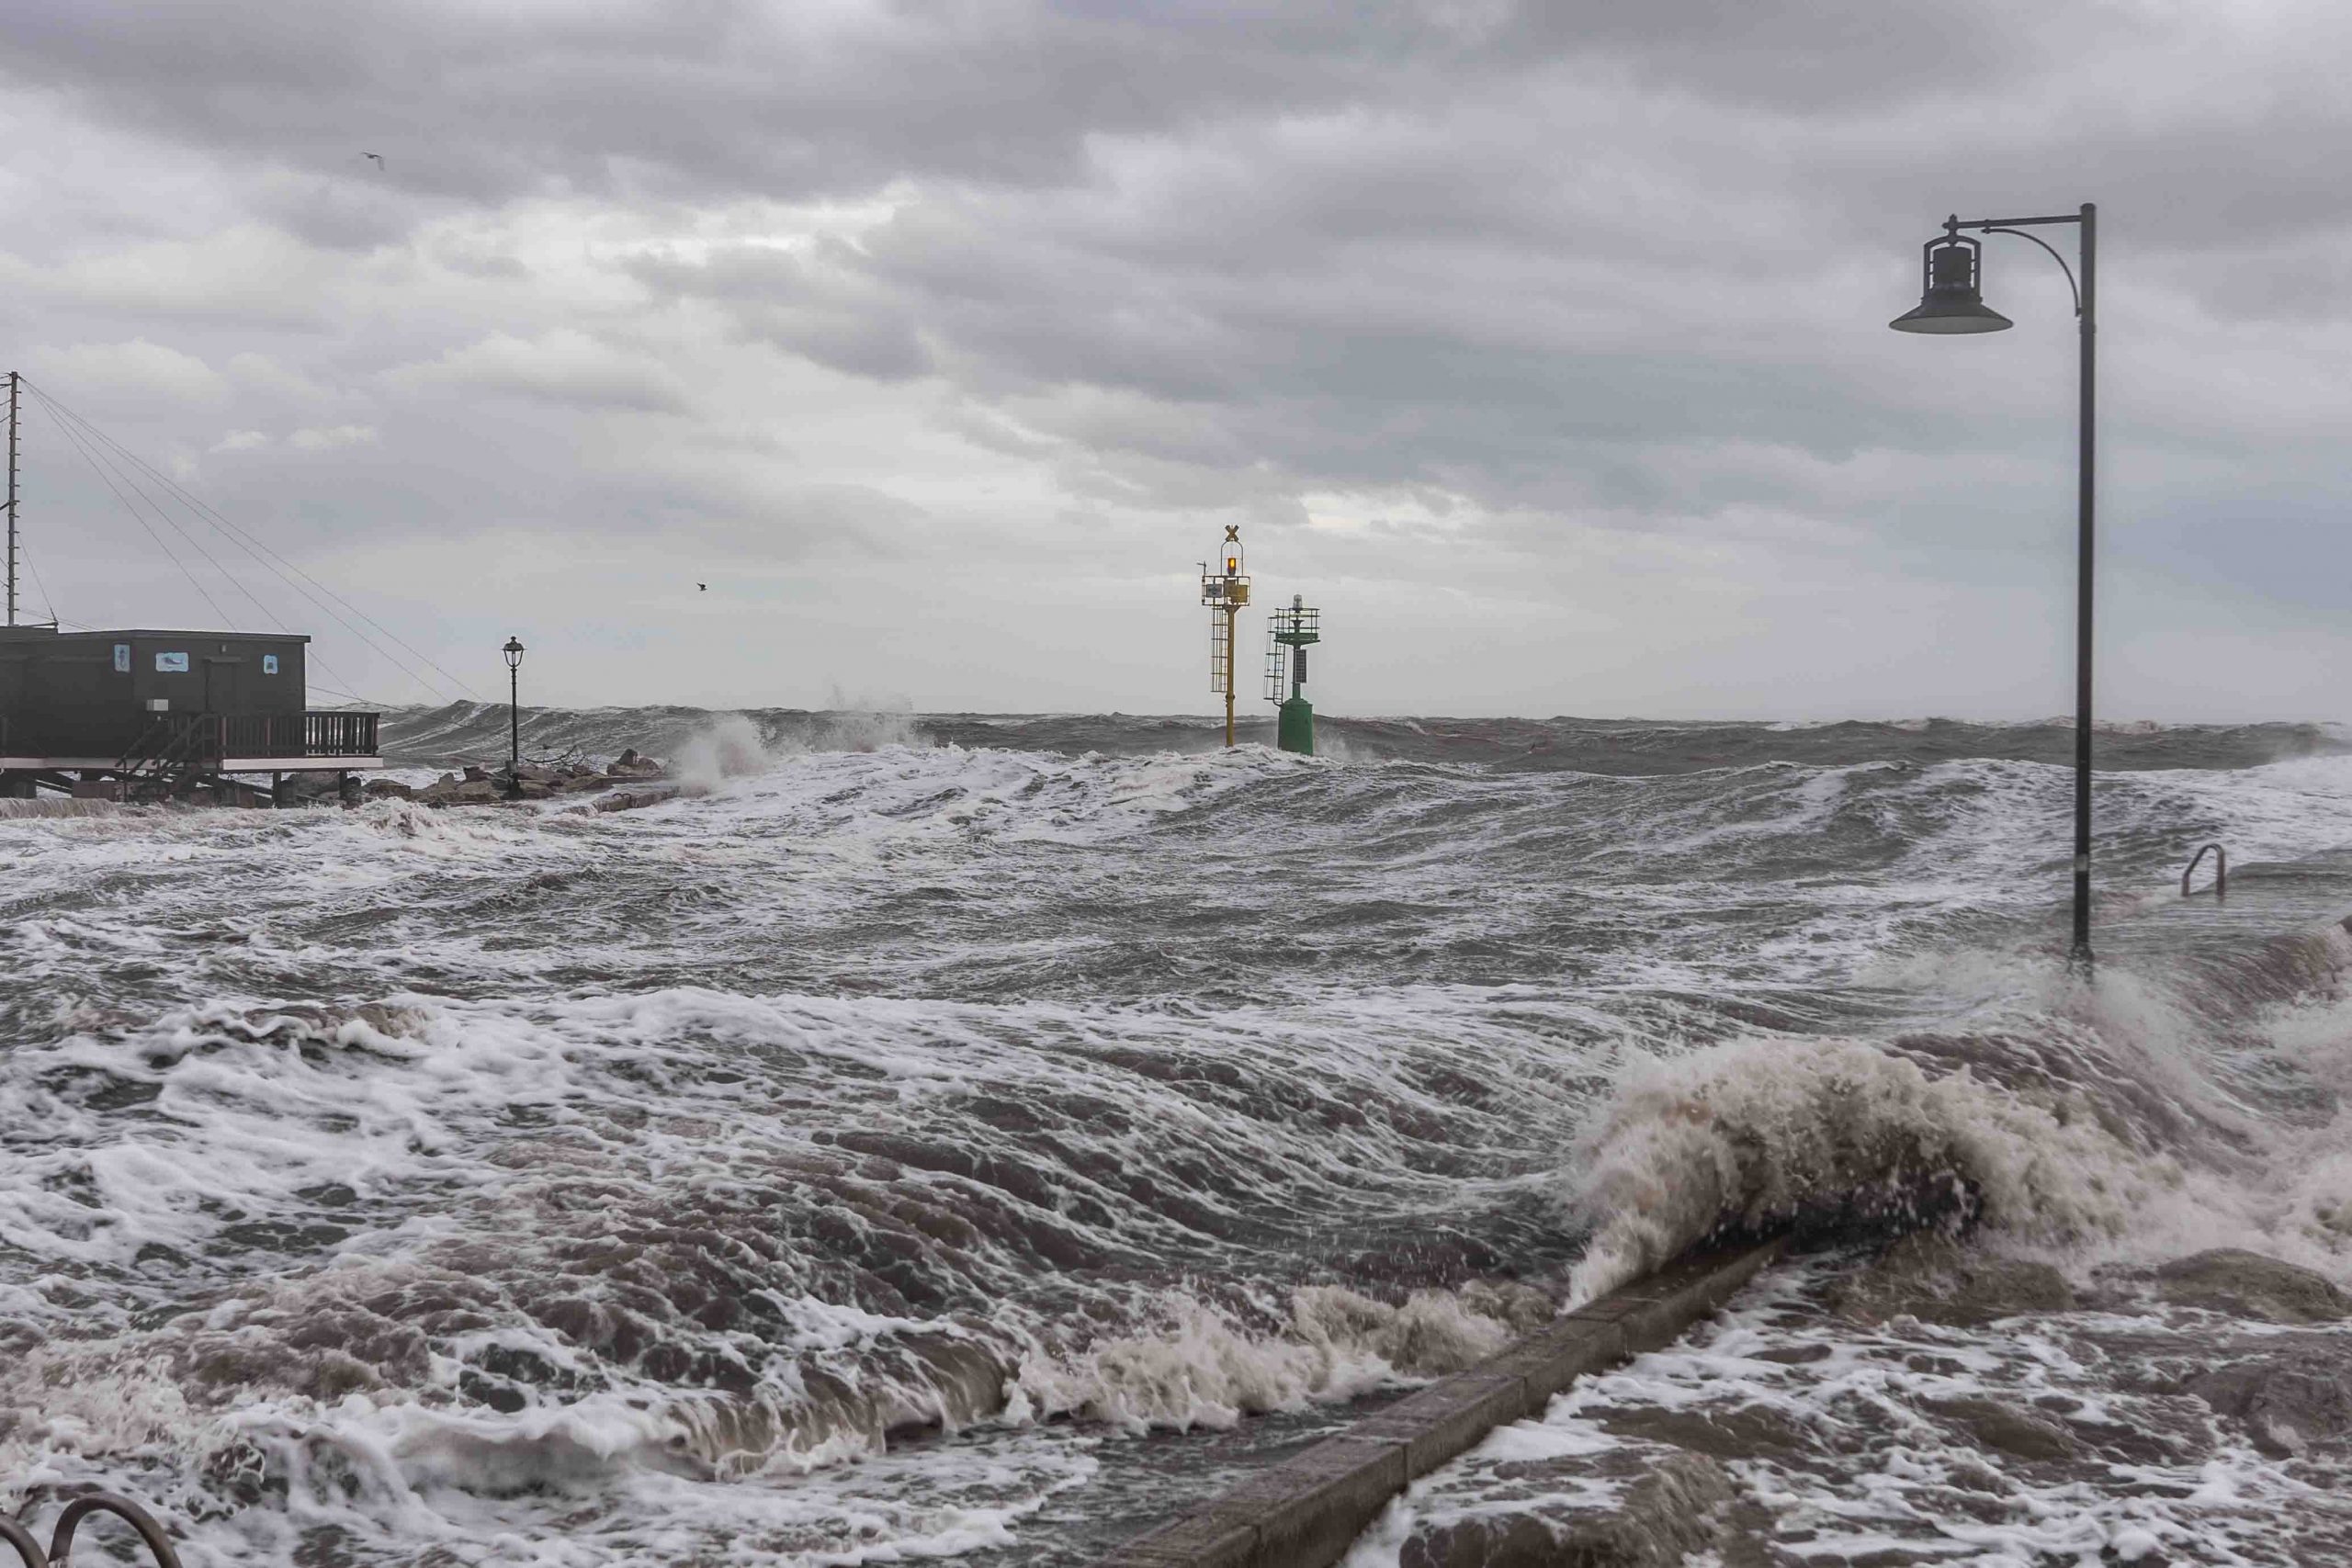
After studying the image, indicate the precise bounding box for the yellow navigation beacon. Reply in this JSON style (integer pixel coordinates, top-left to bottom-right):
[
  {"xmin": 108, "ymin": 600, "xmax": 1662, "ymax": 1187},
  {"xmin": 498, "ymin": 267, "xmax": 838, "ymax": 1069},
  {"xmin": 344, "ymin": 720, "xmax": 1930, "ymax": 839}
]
[{"xmin": 1199, "ymin": 525, "xmax": 1250, "ymax": 748}]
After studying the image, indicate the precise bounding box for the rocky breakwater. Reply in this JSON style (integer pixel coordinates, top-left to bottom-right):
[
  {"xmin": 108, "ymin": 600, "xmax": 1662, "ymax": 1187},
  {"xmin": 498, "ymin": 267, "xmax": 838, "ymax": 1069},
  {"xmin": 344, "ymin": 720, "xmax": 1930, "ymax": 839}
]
[{"xmin": 368, "ymin": 747, "xmax": 679, "ymax": 813}]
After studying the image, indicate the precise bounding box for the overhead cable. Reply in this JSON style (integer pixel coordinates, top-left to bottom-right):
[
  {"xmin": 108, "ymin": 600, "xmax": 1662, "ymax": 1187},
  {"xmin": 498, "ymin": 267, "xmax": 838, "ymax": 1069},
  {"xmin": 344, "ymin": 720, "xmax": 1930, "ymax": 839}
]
[
  {"xmin": 28, "ymin": 392, "xmax": 390, "ymax": 703},
  {"xmin": 27, "ymin": 385, "xmax": 382, "ymax": 702},
  {"xmin": 31, "ymin": 393, "xmax": 240, "ymax": 629},
  {"xmin": 33, "ymin": 389, "xmax": 479, "ymax": 699}
]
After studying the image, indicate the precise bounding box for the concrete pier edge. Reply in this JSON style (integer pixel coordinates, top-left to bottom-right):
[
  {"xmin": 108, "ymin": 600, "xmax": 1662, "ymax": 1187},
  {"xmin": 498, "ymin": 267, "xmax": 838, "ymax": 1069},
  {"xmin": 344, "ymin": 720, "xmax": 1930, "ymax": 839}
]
[{"xmin": 1091, "ymin": 1235, "xmax": 1790, "ymax": 1568}]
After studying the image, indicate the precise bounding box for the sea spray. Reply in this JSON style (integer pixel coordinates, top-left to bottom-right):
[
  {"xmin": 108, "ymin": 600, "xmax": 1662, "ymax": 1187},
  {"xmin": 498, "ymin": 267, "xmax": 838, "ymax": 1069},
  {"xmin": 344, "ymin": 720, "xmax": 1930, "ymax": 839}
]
[
  {"xmin": 670, "ymin": 713, "xmax": 771, "ymax": 791},
  {"xmin": 662, "ymin": 710, "xmax": 933, "ymax": 793}
]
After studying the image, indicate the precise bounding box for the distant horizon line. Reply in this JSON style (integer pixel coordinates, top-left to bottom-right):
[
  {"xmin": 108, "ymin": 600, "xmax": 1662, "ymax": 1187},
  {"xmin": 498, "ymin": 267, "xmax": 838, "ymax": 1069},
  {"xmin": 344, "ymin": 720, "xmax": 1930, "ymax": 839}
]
[{"xmin": 362, "ymin": 702, "xmax": 2349, "ymax": 732}]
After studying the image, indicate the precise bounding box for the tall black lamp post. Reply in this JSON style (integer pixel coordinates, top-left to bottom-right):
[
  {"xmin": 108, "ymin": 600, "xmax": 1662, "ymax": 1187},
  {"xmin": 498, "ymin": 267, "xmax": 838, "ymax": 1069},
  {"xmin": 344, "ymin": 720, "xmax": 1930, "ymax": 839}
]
[
  {"xmin": 502, "ymin": 637, "xmax": 526, "ymax": 798},
  {"xmin": 1891, "ymin": 203, "xmax": 2097, "ymax": 967}
]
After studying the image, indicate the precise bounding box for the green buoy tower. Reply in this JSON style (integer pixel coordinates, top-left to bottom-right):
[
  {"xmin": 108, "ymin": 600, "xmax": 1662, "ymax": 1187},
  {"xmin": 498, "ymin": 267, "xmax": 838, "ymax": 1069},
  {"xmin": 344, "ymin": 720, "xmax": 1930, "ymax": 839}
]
[{"xmin": 1266, "ymin": 594, "xmax": 1320, "ymax": 756}]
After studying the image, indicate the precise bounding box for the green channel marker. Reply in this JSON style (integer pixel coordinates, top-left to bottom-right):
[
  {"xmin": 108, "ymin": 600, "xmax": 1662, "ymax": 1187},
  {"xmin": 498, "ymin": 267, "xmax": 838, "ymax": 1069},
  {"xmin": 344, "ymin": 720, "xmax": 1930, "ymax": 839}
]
[{"xmin": 1268, "ymin": 595, "xmax": 1320, "ymax": 757}]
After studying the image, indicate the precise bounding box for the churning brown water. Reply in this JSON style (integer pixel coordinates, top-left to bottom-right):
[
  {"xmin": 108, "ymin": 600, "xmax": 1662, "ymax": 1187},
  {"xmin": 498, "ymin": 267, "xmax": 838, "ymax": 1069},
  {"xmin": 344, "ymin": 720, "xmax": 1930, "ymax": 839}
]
[{"xmin": 6, "ymin": 708, "xmax": 2352, "ymax": 1564}]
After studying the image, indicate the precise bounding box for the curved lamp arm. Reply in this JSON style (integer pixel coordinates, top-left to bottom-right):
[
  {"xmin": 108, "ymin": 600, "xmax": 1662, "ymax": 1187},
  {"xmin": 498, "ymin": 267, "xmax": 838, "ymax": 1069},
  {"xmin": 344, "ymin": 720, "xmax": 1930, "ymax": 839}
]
[{"xmin": 1976, "ymin": 225, "xmax": 2082, "ymax": 317}]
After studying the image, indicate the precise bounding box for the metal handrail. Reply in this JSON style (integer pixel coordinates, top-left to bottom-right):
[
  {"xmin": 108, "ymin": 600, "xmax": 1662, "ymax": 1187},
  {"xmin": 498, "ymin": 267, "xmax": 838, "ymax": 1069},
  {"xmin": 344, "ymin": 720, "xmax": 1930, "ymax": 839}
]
[
  {"xmin": 109, "ymin": 713, "xmax": 173, "ymax": 778},
  {"xmin": 119, "ymin": 718, "xmax": 216, "ymax": 803},
  {"xmin": 2182, "ymin": 842, "xmax": 2226, "ymax": 897},
  {"xmin": 1, "ymin": 1492, "xmax": 182, "ymax": 1567},
  {"xmin": 1, "ymin": 1516, "xmax": 43, "ymax": 1568}
]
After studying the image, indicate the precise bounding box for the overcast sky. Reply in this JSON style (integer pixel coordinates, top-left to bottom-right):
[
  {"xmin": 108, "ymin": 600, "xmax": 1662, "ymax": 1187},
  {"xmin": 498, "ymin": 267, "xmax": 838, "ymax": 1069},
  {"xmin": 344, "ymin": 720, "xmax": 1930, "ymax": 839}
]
[{"xmin": 3, "ymin": 0, "xmax": 2348, "ymax": 719}]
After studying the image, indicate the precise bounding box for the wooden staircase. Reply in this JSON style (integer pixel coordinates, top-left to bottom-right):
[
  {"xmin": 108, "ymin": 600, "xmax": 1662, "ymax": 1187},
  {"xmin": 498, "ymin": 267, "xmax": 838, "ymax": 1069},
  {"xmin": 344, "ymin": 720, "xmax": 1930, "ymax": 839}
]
[{"xmin": 110, "ymin": 714, "xmax": 227, "ymax": 803}]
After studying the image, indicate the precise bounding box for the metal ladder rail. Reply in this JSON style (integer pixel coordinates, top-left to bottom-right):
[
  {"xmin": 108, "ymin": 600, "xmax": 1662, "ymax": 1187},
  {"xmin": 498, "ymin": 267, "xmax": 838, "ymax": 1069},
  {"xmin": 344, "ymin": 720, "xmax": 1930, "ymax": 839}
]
[
  {"xmin": 123, "ymin": 717, "xmax": 220, "ymax": 803},
  {"xmin": 119, "ymin": 726, "xmax": 187, "ymax": 802},
  {"xmin": 3, "ymin": 1492, "xmax": 183, "ymax": 1568},
  {"xmin": 1206, "ymin": 605, "xmax": 1232, "ymax": 694},
  {"xmin": 2181, "ymin": 841, "xmax": 2226, "ymax": 897},
  {"xmin": 109, "ymin": 714, "xmax": 174, "ymax": 783}
]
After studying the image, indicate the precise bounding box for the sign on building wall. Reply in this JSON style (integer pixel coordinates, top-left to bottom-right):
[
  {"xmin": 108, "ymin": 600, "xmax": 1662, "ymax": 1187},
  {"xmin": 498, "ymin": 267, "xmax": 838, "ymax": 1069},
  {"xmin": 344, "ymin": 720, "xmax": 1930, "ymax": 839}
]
[
  {"xmin": 263, "ymin": 654, "xmax": 279, "ymax": 675},
  {"xmin": 155, "ymin": 652, "xmax": 189, "ymax": 673},
  {"xmin": 113, "ymin": 644, "xmax": 130, "ymax": 673}
]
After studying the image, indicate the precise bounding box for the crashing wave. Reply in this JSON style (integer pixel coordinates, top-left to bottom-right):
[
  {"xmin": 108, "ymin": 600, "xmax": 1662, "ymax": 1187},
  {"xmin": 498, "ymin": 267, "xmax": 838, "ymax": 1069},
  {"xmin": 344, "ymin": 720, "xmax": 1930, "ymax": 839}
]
[{"xmin": 1559, "ymin": 1033, "xmax": 2178, "ymax": 1304}]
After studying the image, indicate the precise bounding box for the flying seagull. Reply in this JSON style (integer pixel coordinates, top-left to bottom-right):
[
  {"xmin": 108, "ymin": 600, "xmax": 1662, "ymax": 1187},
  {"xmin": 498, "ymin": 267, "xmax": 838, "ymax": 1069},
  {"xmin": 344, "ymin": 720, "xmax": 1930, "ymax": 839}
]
[
  {"xmin": 697, "ymin": 582, "xmax": 707, "ymax": 592},
  {"xmin": 362, "ymin": 152, "xmax": 384, "ymax": 170}
]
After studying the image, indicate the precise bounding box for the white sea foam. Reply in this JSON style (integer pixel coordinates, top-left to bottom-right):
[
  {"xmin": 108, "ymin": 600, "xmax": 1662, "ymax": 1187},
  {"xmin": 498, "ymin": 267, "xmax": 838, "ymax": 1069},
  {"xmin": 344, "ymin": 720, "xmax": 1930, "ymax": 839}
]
[
  {"xmin": 0, "ymin": 967, "xmax": 1578, "ymax": 1562},
  {"xmin": 0, "ymin": 797, "xmax": 137, "ymax": 819},
  {"xmin": 1011, "ymin": 1285, "xmax": 1517, "ymax": 1433},
  {"xmin": 10, "ymin": 728, "xmax": 2352, "ymax": 1563},
  {"xmin": 1350, "ymin": 1257, "xmax": 2352, "ymax": 1567}
]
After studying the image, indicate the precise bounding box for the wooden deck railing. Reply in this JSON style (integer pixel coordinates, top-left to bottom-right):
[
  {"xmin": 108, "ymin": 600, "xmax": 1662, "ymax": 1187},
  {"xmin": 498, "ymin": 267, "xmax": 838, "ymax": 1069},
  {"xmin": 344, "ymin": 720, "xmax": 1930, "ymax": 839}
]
[
  {"xmin": 0, "ymin": 710, "xmax": 379, "ymax": 761},
  {"xmin": 214, "ymin": 712, "xmax": 379, "ymax": 758},
  {"xmin": 309, "ymin": 710, "xmax": 379, "ymax": 756}
]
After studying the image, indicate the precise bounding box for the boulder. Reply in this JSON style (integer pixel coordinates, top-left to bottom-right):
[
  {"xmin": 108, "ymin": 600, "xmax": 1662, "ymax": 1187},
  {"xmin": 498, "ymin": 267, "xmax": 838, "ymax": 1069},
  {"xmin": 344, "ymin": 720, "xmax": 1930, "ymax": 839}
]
[
  {"xmin": 2191, "ymin": 1344, "xmax": 2352, "ymax": 1456},
  {"xmin": 589, "ymin": 786, "xmax": 678, "ymax": 814},
  {"xmin": 1399, "ymin": 1450, "xmax": 1736, "ymax": 1568},
  {"xmin": 2154, "ymin": 1249, "xmax": 2352, "ymax": 1325},
  {"xmin": 1830, "ymin": 1234, "xmax": 2075, "ymax": 1328},
  {"xmin": 274, "ymin": 773, "xmax": 341, "ymax": 804},
  {"xmin": 1922, "ymin": 1395, "xmax": 2078, "ymax": 1462},
  {"xmin": 1598, "ymin": 1401, "xmax": 1819, "ymax": 1465}
]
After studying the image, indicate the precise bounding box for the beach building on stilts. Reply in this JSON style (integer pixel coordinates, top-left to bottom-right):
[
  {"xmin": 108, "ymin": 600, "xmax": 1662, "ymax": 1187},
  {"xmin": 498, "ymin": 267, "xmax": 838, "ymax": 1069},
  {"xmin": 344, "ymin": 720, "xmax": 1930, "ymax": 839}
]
[{"xmin": 0, "ymin": 372, "xmax": 383, "ymax": 805}]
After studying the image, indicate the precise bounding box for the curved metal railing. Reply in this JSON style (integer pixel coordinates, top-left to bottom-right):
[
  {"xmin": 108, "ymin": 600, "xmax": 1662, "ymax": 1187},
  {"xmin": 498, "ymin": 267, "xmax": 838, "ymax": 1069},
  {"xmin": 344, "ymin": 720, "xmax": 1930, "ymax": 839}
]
[
  {"xmin": 0, "ymin": 1518, "xmax": 42, "ymax": 1568},
  {"xmin": 2181, "ymin": 842, "xmax": 2227, "ymax": 898},
  {"xmin": 2, "ymin": 1493, "xmax": 181, "ymax": 1568}
]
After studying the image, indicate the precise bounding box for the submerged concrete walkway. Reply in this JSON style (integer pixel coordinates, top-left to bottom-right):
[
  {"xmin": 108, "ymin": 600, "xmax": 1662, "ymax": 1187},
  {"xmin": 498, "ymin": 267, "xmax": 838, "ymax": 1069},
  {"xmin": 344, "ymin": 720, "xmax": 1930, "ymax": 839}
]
[{"xmin": 1093, "ymin": 1236, "xmax": 1787, "ymax": 1568}]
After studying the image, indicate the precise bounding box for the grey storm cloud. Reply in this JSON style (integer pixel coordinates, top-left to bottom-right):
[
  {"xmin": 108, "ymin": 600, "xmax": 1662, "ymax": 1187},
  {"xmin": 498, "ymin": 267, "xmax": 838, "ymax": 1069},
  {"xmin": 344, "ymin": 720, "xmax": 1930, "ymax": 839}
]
[
  {"xmin": 3, "ymin": 0, "xmax": 2349, "ymax": 716},
  {"xmin": 391, "ymin": 331, "xmax": 696, "ymax": 414}
]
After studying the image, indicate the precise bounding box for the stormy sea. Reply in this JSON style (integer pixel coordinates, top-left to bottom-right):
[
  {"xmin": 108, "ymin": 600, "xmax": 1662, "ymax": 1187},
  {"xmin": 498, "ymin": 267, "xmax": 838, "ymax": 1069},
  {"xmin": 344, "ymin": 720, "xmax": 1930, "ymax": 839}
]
[{"xmin": 9, "ymin": 705, "xmax": 2352, "ymax": 1565}]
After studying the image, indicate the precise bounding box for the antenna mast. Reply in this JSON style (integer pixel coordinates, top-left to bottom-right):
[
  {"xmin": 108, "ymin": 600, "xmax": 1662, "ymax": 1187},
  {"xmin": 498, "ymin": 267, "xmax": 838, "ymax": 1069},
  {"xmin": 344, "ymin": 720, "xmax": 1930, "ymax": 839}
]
[{"xmin": 6, "ymin": 370, "xmax": 17, "ymax": 626}]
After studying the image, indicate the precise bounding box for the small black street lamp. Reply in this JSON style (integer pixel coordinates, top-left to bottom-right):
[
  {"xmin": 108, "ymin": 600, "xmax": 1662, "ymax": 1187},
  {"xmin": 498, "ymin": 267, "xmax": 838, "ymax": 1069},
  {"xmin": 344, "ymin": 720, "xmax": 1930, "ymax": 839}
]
[
  {"xmin": 502, "ymin": 637, "xmax": 526, "ymax": 799},
  {"xmin": 1892, "ymin": 203, "xmax": 2098, "ymax": 966}
]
